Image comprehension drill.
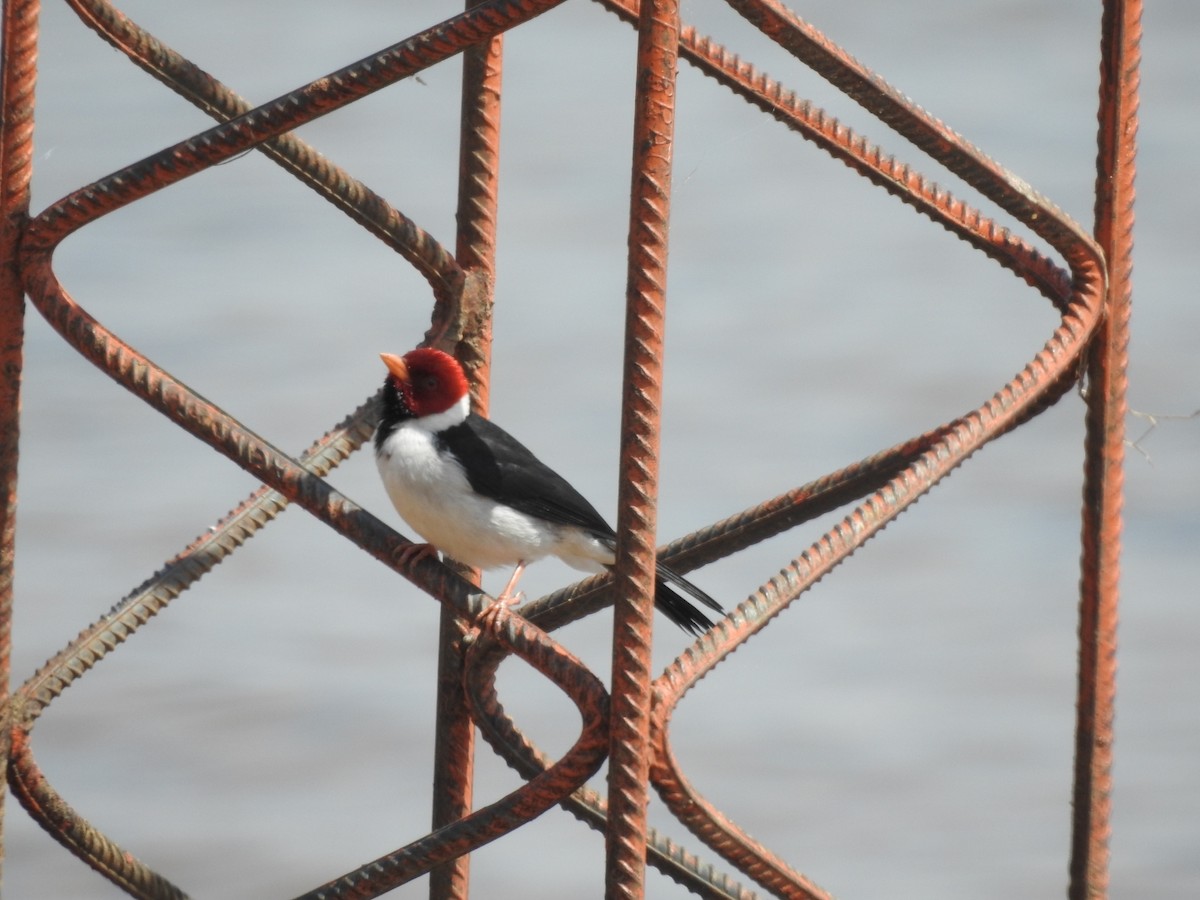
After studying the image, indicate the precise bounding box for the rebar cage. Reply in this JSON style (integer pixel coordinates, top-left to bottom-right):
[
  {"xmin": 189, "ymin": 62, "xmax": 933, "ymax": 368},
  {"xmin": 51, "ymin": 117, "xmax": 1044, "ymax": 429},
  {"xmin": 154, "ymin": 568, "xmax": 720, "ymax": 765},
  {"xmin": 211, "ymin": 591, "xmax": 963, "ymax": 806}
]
[{"xmin": 0, "ymin": 1, "xmax": 1135, "ymax": 898}]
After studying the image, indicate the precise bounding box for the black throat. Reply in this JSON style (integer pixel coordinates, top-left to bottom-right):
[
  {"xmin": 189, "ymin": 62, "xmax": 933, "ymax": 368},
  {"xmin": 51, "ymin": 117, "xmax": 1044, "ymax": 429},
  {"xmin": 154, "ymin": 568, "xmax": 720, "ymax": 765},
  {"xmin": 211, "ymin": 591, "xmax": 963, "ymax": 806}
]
[{"xmin": 374, "ymin": 379, "xmax": 413, "ymax": 454}]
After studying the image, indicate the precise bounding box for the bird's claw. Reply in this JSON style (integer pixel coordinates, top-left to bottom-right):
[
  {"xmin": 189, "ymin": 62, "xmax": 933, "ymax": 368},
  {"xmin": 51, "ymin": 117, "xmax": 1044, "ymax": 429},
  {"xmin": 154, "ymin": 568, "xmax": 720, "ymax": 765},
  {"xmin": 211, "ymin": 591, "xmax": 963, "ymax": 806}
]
[
  {"xmin": 493, "ymin": 590, "xmax": 525, "ymax": 608},
  {"xmin": 393, "ymin": 542, "xmax": 437, "ymax": 571}
]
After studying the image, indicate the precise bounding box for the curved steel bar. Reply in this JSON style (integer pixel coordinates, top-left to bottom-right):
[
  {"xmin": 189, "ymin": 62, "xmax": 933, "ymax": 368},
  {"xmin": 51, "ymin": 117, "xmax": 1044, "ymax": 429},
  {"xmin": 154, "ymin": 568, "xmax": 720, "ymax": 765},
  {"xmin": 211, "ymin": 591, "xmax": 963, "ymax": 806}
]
[
  {"xmin": 596, "ymin": 0, "xmax": 1077, "ymax": 310},
  {"xmin": 496, "ymin": 409, "xmax": 1014, "ymax": 636},
  {"xmin": 492, "ymin": 4, "xmax": 1109, "ymax": 894},
  {"xmin": 648, "ymin": 307, "xmax": 1099, "ymax": 897},
  {"xmin": 648, "ymin": 273, "xmax": 1101, "ymax": 895},
  {"xmin": 21, "ymin": 0, "xmax": 567, "ymax": 258},
  {"xmin": 5, "ymin": 395, "xmax": 382, "ymax": 895},
  {"xmin": 8, "ymin": 728, "xmax": 189, "ymax": 900},
  {"xmin": 12, "ymin": 394, "xmax": 377, "ymax": 725},
  {"xmin": 10, "ymin": 1, "xmax": 567, "ymax": 892},
  {"xmin": 630, "ymin": 6, "xmax": 1106, "ymax": 893},
  {"xmin": 20, "ymin": 267, "xmax": 481, "ymax": 609},
  {"xmin": 458, "ymin": 423, "xmax": 1016, "ymax": 896},
  {"xmin": 718, "ymin": 0, "xmax": 1101, "ymax": 269},
  {"xmin": 63, "ymin": 0, "xmax": 463, "ymax": 301},
  {"xmin": 291, "ymin": 603, "xmax": 609, "ymax": 900},
  {"xmin": 461, "ymin": 420, "xmax": 1016, "ymax": 895},
  {"xmin": 462, "ymin": 593, "xmax": 758, "ymax": 899}
]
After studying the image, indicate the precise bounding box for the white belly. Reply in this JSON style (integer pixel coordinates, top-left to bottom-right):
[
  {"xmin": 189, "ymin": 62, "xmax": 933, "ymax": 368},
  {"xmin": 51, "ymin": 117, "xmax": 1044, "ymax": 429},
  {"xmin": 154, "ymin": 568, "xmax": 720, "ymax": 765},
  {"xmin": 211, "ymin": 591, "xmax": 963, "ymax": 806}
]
[{"xmin": 376, "ymin": 422, "xmax": 611, "ymax": 572}]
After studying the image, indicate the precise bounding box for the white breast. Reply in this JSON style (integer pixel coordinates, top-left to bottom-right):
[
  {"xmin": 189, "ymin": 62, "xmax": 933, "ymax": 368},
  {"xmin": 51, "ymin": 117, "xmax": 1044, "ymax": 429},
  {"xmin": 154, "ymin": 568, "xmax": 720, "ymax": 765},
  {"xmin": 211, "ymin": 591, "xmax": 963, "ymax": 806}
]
[{"xmin": 375, "ymin": 408, "xmax": 602, "ymax": 571}]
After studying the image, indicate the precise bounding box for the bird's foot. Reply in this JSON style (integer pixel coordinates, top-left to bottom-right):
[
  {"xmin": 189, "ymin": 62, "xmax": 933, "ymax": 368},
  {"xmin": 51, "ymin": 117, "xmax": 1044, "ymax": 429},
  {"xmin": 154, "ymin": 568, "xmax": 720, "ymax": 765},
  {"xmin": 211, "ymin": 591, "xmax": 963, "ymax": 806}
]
[
  {"xmin": 393, "ymin": 542, "xmax": 438, "ymax": 571},
  {"xmin": 491, "ymin": 590, "xmax": 525, "ymax": 609},
  {"xmin": 475, "ymin": 591, "xmax": 524, "ymax": 636},
  {"xmin": 475, "ymin": 562, "xmax": 527, "ymax": 634}
]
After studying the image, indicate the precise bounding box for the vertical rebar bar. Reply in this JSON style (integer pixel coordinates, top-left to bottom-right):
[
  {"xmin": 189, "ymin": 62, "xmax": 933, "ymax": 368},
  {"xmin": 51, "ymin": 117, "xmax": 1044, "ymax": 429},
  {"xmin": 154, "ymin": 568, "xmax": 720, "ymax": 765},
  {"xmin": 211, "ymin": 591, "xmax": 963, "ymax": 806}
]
[
  {"xmin": 0, "ymin": 2, "xmax": 1141, "ymax": 895},
  {"xmin": 606, "ymin": 1, "xmax": 680, "ymax": 896},
  {"xmin": 1071, "ymin": 0, "xmax": 1138, "ymax": 896},
  {"xmin": 427, "ymin": 5, "xmax": 506, "ymax": 896},
  {"xmin": 0, "ymin": 0, "xmax": 40, "ymax": 874}
]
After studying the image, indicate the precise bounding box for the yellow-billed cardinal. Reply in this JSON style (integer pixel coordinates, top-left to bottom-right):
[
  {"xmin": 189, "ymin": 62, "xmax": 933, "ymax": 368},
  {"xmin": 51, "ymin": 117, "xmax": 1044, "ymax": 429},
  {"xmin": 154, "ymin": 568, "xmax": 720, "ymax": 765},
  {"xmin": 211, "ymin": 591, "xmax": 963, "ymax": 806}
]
[{"xmin": 373, "ymin": 348, "xmax": 723, "ymax": 634}]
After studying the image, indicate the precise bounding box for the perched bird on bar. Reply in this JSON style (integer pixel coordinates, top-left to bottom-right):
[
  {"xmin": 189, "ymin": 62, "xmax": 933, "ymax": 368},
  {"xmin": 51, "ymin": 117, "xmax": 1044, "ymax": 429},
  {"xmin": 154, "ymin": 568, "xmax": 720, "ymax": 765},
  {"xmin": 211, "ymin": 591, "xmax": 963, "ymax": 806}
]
[{"xmin": 373, "ymin": 347, "xmax": 723, "ymax": 634}]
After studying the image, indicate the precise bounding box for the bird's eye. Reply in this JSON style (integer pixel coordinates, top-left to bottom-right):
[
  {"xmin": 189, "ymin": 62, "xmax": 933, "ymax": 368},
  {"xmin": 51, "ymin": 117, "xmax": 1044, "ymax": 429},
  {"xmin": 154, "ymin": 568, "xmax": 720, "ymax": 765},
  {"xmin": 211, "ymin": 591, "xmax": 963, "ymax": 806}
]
[{"xmin": 417, "ymin": 374, "xmax": 439, "ymax": 393}]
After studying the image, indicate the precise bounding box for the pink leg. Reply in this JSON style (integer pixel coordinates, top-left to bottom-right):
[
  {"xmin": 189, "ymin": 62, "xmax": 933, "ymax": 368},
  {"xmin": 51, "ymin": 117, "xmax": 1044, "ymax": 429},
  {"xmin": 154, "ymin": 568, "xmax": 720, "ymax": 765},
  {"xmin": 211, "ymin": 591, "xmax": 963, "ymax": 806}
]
[{"xmin": 495, "ymin": 561, "xmax": 527, "ymax": 606}]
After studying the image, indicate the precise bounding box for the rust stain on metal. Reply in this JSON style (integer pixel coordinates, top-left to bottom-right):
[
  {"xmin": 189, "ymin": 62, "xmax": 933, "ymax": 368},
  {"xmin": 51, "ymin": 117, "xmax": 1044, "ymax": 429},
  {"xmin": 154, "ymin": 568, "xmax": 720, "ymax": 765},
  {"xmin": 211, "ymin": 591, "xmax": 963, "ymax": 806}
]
[{"xmin": 0, "ymin": 0, "xmax": 1129, "ymax": 896}]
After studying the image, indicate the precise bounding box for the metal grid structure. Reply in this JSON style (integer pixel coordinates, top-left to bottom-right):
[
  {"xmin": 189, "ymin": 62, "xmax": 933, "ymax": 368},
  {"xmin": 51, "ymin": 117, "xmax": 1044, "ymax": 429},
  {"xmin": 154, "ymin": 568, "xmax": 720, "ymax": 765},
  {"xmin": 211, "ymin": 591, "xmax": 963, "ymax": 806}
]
[{"xmin": 0, "ymin": 0, "xmax": 1136, "ymax": 898}]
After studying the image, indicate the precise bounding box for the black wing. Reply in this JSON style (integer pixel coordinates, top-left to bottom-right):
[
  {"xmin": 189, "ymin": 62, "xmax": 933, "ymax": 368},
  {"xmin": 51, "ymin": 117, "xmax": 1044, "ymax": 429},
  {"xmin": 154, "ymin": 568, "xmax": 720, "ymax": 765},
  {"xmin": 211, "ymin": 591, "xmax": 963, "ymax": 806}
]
[
  {"xmin": 441, "ymin": 413, "xmax": 726, "ymax": 633},
  {"xmin": 438, "ymin": 414, "xmax": 615, "ymax": 537}
]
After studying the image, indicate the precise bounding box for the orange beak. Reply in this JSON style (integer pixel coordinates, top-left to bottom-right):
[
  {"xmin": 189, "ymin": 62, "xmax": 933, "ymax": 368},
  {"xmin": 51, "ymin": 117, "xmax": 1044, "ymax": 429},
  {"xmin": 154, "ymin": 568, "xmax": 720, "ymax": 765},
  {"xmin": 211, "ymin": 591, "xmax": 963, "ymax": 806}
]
[{"xmin": 380, "ymin": 352, "xmax": 409, "ymax": 382}]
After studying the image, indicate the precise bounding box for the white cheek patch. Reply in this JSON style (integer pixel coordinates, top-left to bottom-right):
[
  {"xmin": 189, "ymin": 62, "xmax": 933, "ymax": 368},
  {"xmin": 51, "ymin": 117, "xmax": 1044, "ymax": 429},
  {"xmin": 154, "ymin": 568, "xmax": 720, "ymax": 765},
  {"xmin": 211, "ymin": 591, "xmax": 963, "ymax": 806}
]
[{"xmin": 417, "ymin": 396, "xmax": 470, "ymax": 432}]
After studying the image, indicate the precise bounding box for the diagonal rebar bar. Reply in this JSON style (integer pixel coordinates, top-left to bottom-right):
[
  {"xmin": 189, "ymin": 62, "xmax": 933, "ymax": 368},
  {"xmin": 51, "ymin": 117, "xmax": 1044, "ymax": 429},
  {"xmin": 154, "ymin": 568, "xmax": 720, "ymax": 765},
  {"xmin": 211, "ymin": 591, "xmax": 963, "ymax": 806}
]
[{"xmin": 0, "ymin": 0, "xmax": 1133, "ymax": 896}]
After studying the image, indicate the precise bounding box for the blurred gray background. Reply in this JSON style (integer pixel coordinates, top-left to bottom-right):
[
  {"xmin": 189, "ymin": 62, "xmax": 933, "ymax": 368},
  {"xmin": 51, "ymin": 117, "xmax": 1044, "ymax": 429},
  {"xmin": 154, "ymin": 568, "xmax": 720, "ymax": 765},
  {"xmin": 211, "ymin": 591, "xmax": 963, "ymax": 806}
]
[{"xmin": 8, "ymin": 1, "xmax": 1197, "ymax": 897}]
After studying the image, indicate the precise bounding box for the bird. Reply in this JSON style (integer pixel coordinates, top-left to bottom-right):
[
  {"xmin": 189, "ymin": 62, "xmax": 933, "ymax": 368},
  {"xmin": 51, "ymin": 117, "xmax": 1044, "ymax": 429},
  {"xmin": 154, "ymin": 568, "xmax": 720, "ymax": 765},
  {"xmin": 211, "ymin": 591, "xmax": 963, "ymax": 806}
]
[{"xmin": 373, "ymin": 347, "xmax": 724, "ymax": 635}]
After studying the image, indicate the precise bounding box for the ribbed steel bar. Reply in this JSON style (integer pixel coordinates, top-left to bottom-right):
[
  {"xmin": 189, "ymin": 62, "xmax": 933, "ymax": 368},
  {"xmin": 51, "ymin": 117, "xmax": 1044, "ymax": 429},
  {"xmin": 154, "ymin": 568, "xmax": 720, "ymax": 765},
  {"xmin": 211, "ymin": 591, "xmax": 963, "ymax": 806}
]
[
  {"xmin": 13, "ymin": 261, "xmax": 611, "ymax": 895},
  {"xmin": 500, "ymin": 420, "xmax": 963, "ymax": 636},
  {"xmin": 0, "ymin": 2, "xmax": 1126, "ymax": 897},
  {"xmin": 63, "ymin": 0, "xmax": 464, "ymax": 305},
  {"xmin": 21, "ymin": 0, "xmax": 566, "ymax": 261},
  {"xmin": 606, "ymin": 1, "xmax": 681, "ymax": 896},
  {"xmin": 0, "ymin": 0, "xmax": 40, "ymax": 869},
  {"xmin": 1070, "ymin": 0, "xmax": 1138, "ymax": 896},
  {"xmin": 426, "ymin": 3, "xmax": 507, "ymax": 895},
  {"xmin": 576, "ymin": 4, "xmax": 1108, "ymax": 895},
  {"xmin": 647, "ymin": 343, "xmax": 1094, "ymax": 897},
  {"xmin": 717, "ymin": 0, "xmax": 1097, "ymax": 270},
  {"xmin": 457, "ymin": 360, "xmax": 1096, "ymax": 900},
  {"xmin": 8, "ymin": 729, "xmax": 188, "ymax": 900},
  {"xmin": 648, "ymin": 316, "xmax": 1102, "ymax": 898},
  {"xmin": 460, "ymin": 354, "xmax": 1092, "ymax": 893},
  {"xmin": 459, "ymin": 426, "xmax": 994, "ymax": 896},
  {"xmin": 13, "ymin": 396, "xmax": 377, "ymax": 725},
  {"xmin": 452, "ymin": 0, "xmax": 505, "ymax": 401},
  {"xmin": 428, "ymin": 602, "xmax": 476, "ymax": 900},
  {"xmin": 634, "ymin": 9, "xmax": 1107, "ymax": 891},
  {"xmin": 292, "ymin": 603, "xmax": 610, "ymax": 900},
  {"xmin": 20, "ymin": 263, "xmax": 484, "ymax": 615},
  {"xmin": 6, "ymin": 398, "xmax": 375, "ymax": 895},
  {"xmin": 596, "ymin": 0, "xmax": 1074, "ymax": 310},
  {"xmin": 464, "ymin": 590, "xmax": 758, "ymax": 898},
  {"xmin": 11, "ymin": 3, "xmax": 565, "ymax": 893}
]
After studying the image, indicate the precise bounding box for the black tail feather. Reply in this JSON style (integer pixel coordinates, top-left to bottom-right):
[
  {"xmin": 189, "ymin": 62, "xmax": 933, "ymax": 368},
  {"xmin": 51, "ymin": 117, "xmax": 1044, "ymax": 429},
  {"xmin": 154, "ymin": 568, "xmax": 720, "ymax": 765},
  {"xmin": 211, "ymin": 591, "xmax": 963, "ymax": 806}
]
[
  {"xmin": 599, "ymin": 546, "xmax": 723, "ymax": 635},
  {"xmin": 655, "ymin": 562, "xmax": 724, "ymax": 613},
  {"xmin": 653, "ymin": 564, "xmax": 725, "ymax": 636}
]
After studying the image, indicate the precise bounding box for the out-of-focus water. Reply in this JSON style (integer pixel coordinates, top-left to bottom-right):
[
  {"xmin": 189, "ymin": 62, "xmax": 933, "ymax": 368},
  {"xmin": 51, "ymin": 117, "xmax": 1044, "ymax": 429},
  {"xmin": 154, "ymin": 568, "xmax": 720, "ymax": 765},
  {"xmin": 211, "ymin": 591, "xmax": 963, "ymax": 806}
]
[{"xmin": 8, "ymin": 2, "xmax": 1198, "ymax": 897}]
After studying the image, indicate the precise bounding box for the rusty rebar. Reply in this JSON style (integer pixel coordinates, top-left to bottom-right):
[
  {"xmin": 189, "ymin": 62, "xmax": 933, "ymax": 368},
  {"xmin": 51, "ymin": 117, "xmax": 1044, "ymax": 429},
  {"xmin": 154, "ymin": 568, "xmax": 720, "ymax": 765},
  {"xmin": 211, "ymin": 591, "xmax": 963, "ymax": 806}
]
[
  {"xmin": 458, "ymin": 0, "xmax": 1102, "ymax": 888},
  {"xmin": 605, "ymin": 1, "xmax": 682, "ymax": 896},
  {"xmin": 7, "ymin": 728, "xmax": 188, "ymax": 900},
  {"xmin": 0, "ymin": 0, "xmax": 40, "ymax": 864},
  {"xmin": 24, "ymin": 0, "xmax": 566, "ymax": 261},
  {"xmin": 5, "ymin": 398, "xmax": 376, "ymax": 895},
  {"xmin": 0, "ymin": 0, "xmax": 1131, "ymax": 895},
  {"xmin": 64, "ymin": 0, "xmax": 464, "ymax": 303},
  {"xmin": 426, "ymin": 5, "xmax": 507, "ymax": 896},
  {"xmin": 463, "ymin": 570, "xmax": 757, "ymax": 898},
  {"xmin": 292, "ymin": 603, "xmax": 610, "ymax": 900},
  {"xmin": 596, "ymin": 0, "xmax": 1076, "ymax": 309},
  {"xmin": 1070, "ymin": 0, "xmax": 1139, "ymax": 896},
  {"xmin": 13, "ymin": 396, "xmax": 377, "ymax": 725}
]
